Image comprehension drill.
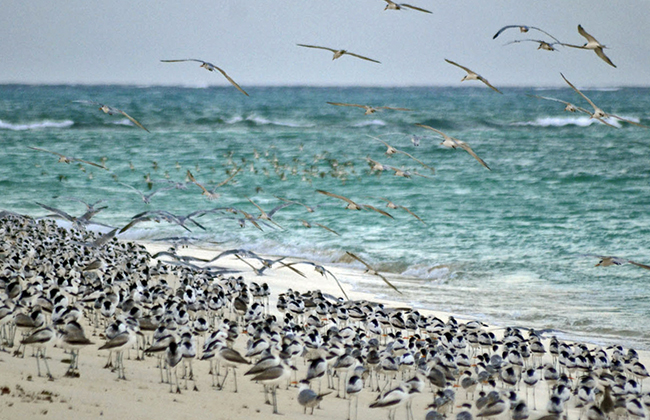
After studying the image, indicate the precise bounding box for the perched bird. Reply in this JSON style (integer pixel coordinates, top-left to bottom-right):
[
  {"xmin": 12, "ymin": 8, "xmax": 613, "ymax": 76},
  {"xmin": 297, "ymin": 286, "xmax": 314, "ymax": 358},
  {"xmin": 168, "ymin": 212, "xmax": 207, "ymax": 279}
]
[
  {"xmin": 415, "ymin": 124, "xmax": 491, "ymax": 170},
  {"xmin": 297, "ymin": 380, "xmax": 331, "ymax": 414},
  {"xmin": 74, "ymin": 100, "xmax": 150, "ymax": 132},
  {"xmin": 297, "ymin": 44, "xmax": 381, "ymax": 63},
  {"xmin": 561, "ymin": 25, "xmax": 616, "ymax": 68},
  {"xmin": 160, "ymin": 59, "xmax": 249, "ymax": 96},
  {"xmin": 444, "ymin": 59, "xmax": 502, "ymax": 94}
]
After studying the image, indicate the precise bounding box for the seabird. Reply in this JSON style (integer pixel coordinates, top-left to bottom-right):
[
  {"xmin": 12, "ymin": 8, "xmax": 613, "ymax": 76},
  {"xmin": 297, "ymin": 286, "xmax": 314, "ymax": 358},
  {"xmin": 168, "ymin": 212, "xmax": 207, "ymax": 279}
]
[
  {"xmin": 415, "ymin": 124, "xmax": 491, "ymax": 170},
  {"xmin": 74, "ymin": 100, "xmax": 150, "ymax": 132},
  {"xmin": 561, "ymin": 25, "xmax": 616, "ymax": 68},
  {"xmin": 297, "ymin": 44, "xmax": 381, "ymax": 63},
  {"xmin": 160, "ymin": 58, "xmax": 249, "ymax": 96},
  {"xmin": 327, "ymin": 102, "xmax": 412, "ymax": 115},
  {"xmin": 444, "ymin": 59, "xmax": 502, "ymax": 94},
  {"xmin": 383, "ymin": 0, "xmax": 432, "ymax": 13}
]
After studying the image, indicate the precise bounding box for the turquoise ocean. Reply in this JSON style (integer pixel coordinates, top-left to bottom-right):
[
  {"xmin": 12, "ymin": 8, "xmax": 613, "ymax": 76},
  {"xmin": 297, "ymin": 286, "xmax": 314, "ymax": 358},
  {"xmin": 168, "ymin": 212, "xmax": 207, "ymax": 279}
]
[{"xmin": 1, "ymin": 84, "xmax": 649, "ymax": 349}]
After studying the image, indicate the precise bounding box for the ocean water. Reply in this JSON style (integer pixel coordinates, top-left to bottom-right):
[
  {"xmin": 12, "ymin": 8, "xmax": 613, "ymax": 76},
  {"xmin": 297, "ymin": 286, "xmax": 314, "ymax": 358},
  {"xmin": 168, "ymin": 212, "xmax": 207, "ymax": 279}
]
[{"xmin": 2, "ymin": 84, "xmax": 649, "ymax": 349}]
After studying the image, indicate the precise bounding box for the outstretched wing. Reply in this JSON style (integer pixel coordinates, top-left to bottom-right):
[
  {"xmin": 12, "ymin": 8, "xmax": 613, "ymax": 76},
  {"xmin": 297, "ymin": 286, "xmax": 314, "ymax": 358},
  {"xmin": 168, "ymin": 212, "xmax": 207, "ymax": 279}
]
[
  {"xmin": 477, "ymin": 76, "xmax": 503, "ymax": 94},
  {"xmin": 297, "ymin": 44, "xmax": 337, "ymax": 53},
  {"xmin": 457, "ymin": 142, "xmax": 491, "ymax": 170},
  {"xmin": 345, "ymin": 52, "xmax": 381, "ymax": 64},
  {"xmin": 444, "ymin": 58, "xmax": 474, "ymax": 74},
  {"xmin": 401, "ymin": 3, "xmax": 432, "ymax": 13},
  {"xmin": 117, "ymin": 109, "xmax": 150, "ymax": 132}
]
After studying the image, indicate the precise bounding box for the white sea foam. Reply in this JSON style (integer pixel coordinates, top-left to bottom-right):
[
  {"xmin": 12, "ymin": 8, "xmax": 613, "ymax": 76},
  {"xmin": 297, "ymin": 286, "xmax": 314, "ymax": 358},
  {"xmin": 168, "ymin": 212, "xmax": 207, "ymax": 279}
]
[
  {"xmin": 513, "ymin": 116, "xmax": 622, "ymax": 128},
  {"xmin": 0, "ymin": 119, "xmax": 74, "ymax": 131},
  {"xmin": 353, "ymin": 119, "xmax": 386, "ymax": 127}
]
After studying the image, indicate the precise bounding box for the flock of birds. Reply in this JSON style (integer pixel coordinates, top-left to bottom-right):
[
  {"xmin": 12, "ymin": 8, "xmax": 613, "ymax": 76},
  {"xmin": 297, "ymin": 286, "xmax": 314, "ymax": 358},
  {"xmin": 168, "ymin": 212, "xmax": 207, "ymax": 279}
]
[{"xmin": 2, "ymin": 212, "xmax": 650, "ymax": 420}]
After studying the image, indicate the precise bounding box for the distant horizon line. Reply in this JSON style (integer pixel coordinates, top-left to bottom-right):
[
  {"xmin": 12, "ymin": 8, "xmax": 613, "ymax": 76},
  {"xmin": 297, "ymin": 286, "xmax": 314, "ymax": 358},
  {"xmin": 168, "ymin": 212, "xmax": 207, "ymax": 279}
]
[{"xmin": 1, "ymin": 82, "xmax": 649, "ymax": 90}]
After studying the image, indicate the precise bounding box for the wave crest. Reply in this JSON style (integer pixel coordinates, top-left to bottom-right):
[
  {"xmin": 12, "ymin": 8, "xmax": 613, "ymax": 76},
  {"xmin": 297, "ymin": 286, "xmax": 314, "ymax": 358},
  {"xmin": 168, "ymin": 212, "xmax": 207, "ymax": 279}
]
[{"xmin": 0, "ymin": 119, "xmax": 74, "ymax": 131}]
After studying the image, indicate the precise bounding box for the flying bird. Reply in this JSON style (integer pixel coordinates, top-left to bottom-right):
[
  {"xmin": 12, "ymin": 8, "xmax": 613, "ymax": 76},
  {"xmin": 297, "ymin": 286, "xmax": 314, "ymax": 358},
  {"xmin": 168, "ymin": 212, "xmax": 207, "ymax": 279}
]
[
  {"xmin": 28, "ymin": 146, "xmax": 107, "ymax": 170},
  {"xmin": 444, "ymin": 59, "xmax": 502, "ymax": 94},
  {"xmin": 586, "ymin": 255, "xmax": 650, "ymax": 270},
  {"xmin": 383, "ymin": 0, "xmax": 432, "ymax": 14},
  {"xmin": 187, "ymin": 168, "xmax": 241, "ymax": 200},
  {"xmin": 560, "ymin": 73, "xmax": 648, "ymax": 128},
  {"xmin": 375, "ymin": 197, "xmax": 426, "ymax": 224},
  {"xmin": 492, "ymin": 25, "xmax": 561, "ymax": 43},
  {"xmin": 527, "ymin": 94, "xmax": 592, "ymax": 115},
  {"xmin": 160, "ymin": 59, "xmax": 249, "ymax": 96},
  {"xmin": 366, "ymin": 135, "xmax": 435, "ymax": 173},
  {"xmin": 327, "ymin": 102, "xmax": 412, "ymax": 115},
  {"xmin": 345, "ymin": 251, "xmax": 402, "ymax": 294},
  {"xmin": 74, "ymin": 100, "xmax": 150, "ymax": 132},
  {"xmin": 504, "ymin": 39, "xmax": 561, "ymax": 51},
  {"xmin": 561, "ymin": 25, "xmax": 616, "ymax": 68},
  {"xmin": 416, "ymin": 124, "xmax": 491, "ymax": 170},
  {"xmin": 297, "ymin": 44, "xmax": 381, "ymax": 63},
  {"xmin": 316, "ymin": 189, "xmax": 393, "ymax": 218}
]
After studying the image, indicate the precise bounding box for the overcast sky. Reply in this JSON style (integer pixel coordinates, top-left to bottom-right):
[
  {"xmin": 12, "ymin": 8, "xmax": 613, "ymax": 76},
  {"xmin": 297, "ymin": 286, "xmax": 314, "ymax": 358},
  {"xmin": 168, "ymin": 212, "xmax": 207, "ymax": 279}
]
[{"xmin": 1, "ymin": 0, "xmax": 648, "ymax": 87}]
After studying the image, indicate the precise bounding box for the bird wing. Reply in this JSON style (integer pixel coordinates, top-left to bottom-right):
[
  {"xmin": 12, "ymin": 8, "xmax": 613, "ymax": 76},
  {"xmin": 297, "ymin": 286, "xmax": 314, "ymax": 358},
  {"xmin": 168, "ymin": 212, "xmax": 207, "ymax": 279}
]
[
  {"xmin": 75, "ymin": 157, "xmax": 108, "ymax": 169},
  {"xmin": 444, "ymin": 58, "xmax": 474, "ymax": 75},
  {"xmin": 316, "ymin": 189, "xmax": 358, "ymax": 206},
  {"xmin": 398, "ymin": 149, "xmax": 435, "ymax": 173},
  {"xmin": 212, "ymin": 65, "xmax": 249, "ymax": 96},
  {"xmin": 346, "ymin": 252, "xmax": 402, "ymax": 294},
  {"xmin": 345, "ymin": 52, "xmax": 381, "ymax": 64},
  {"xmin": 362, "ymin": 204, "xmax": 394, "ymax": 219},
  {"xmin": 28, "ymin": 146, "xmax": 66, "ymax": 159},
  {"xmin": 297, "ymin": 44, "xmax": 337, "ymax": 53},
  {"xmin": 477, "ymin": 76, "xmax": 503, "ymax": 94},
  {"xmin": 216, "ymin": 167, "xmax": 241, "ymax": 187},
  {"xmin": 457, "ymin": 141, "xmax": 491, "ymax": 170},
  {"xmin": 35, "ymin": 202, "xmax": 74, "ymax": 222},
  {"xmin": 160, "ymin": 58, "xmax": 205, "ymax": 64},
  {"xmin": 594, "ymin": 47, "xmax": 616, "ymax": 68},
  {"xmin": 117, "ymin": 109, "xmax": 150, "ymax": 132},
  {"xmin": 313, "ymin": 222, "xmax": 340, "ymax": 236},
  {"xmin": 401, "ymin": 4, "xmax": 433, "ymax": 13},
  {"xmin": 492, "ymin": 25, "xmax": 526, "ymax": 39},
  {"xmin": 399, "ymin": 205, "xmax": 426, "ymax": 224},
  {"xmin": 577, "ymin": 24, "xmax": 599, "ymax": 44},
  {"xmin": 560, "ymin": 73, "xmax": 600, "ymax": 113},
  {"xmin": 327, "ymin": 102, "xmax": 366, "ymax": 108},
  {"xmin": 377, "ymin": 106, "xmax": 413, "ymax": 111},
  {"xmin": 415, "ymin": 123, "xmax": 451, "ymax": 141},
  {"xmin": 629, "ymin": 260, "xmax": 650, "ymax": 270},
  {"xmin": 608, "ymin": 114, "xmax": 650, "ymax": 129}
]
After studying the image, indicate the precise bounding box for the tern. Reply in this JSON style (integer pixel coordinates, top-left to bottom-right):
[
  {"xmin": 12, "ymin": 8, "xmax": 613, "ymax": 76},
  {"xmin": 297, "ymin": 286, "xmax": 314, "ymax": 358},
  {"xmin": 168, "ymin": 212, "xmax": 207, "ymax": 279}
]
[
  {"xmin": 74, "ymin": 100, "xmax": 149, "ymax": 132},
  {"xmin": 561, "ymin": 73, "xmax": 648, "ymax": 128},
  {"xmin": 28, "ymin": 146, "xmax": 108, "ymax": 170},
  {"xmin": 297, "ymin": 44, "xmax": 381, "ymax": 63},
  {"xmin": 160, "ymin": 59, "xmax": 249, "ymax": 96},
  {"xmin": 366, "ymin": 135, "xmax": 435, "ymax": 173},
  {"xmin": 527, "ymin": 94, "xmax": 592, "ymax": 115},
  {"xmin": 493, "ymin": 25, "xmax": 561, "ymax": 43},
  {"xmin": 416, "ymin": 124, "xmax": 491, "ymax": 170},
  {"xmin": 187, "ymin": 168, "xmax": 241, "ymax": 200},
  {"xmin": 445, "ymin": 59, "xmax": 502, "ymax": 94},
  {"xmin": 383, "ymin": 0, "xmax": 432, "ymax": 13},
  {"xmin": 586, "ymin": 255, "xmax": 650, "ymax": 270},
  {"xmin": 316, "ymin": 189, "xmax": 394, "ymax": 218},
  {"xmin": 504, "ymin": 39, "xmax": 561, "ymax": 51},
  {"xmin": 345, "ymin": 251, "xmax": 402, "ymax": 294},
  {"xmin": 561, "ymin": 25, "xmax": 616, "ymax": 68},
  {"xmin": 327, "ymin": 102, "xmax": 412, "ymax": 115}
]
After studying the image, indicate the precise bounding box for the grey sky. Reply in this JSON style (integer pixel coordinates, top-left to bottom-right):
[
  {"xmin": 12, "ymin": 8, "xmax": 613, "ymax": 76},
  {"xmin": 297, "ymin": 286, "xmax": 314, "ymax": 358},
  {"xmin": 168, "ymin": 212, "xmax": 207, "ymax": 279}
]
[{"xmin": 1, "ymin": 0, "xmax": 648, "ymax": 87}]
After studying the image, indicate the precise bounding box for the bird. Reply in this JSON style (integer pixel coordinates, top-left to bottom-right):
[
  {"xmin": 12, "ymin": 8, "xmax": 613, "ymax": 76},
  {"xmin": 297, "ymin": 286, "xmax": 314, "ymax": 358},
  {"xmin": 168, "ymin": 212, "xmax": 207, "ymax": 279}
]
[
  {"xmin": 98, "ymin": 327, "xmax": 137, "ymax": 380},
  {"xmin": 345, "ymin": 251, "xmax": 402, "ymax": 294},
  {"xmin": 492, "ymin": 25, "xmax": 561, "ymax": 43},
  {"xmin": 20, "ymin": 325, "xmax": 56, "ymax": 379},
  {"xmin": 327, "ymin": 102, "xmax": 412, "ymax": 115},
  {"xmin": 383, "ymin": 0, "xmax": 432, "ymax": 13},
  {"xmin": 187, "ymin": 168, "xmax": 241, "ymax": 200},
  {"xmin": 315, "ymin": 189, "xmax": 394, "ymax": 218},
  {"xmin": 299, "ymin": 219, "xmax": 340, "ymax": 236},
  {"xmin": 527, "ymin": 94, "xmax": 591, "ymax": 114},
  {"xmin": 374, "ymin": 197, "xmax": 426, "ymax": 224},
  {"xmin": 213, "ymin": 343, "xmax": 250, "ymax": 392},
  {"xmin": 297, "ymin": 380, "xmax": 331, "ymax": 414},
  {"xmin": 561, "ymin": 25, "xmax": 616, "ymax": 68},
  {"xmin": 297, "ymin": 44, "xmax": 381, "ymax": 63},
  {"xmin": 346, "ymin": 373, "xmax": 364, "ymax": 420},
  {"xmin": 160, "ymin": 59, "xmax": 249, "ymax": 96},
  {"xmin": 415, "ymin": 124, "xmax": 491, "ymax": 170},
  {"xmin": 118, "ymin": 182, "xmax": 175, "ymax": 204},
  {"xmin": 74, "ymin": 100, "xmax": 150, "ymax": 132},
  {"xmin": 249, "ymin": 361, "xmax": 295, "ymax": 414},
  {"xmin": 560, "ymin": 73, "xmax": 648, "ymax": 128},
  {"xmin": 589, "ymin": 255, "xmax": 650, "ymax": 270},
  {"xmin": 504, "ymin": 39, "xmax": 561, "ymax": 51},
  {"xmin": 444, "ymin": 59, "xmax": 502, "ymax": 94},
  {"xmin": 28, "ymin": 146, "xmax": 108, "ymax": 170},
  {"xmin": 366, "ymin": 135, "xmax": 435, "ymax": 173}
]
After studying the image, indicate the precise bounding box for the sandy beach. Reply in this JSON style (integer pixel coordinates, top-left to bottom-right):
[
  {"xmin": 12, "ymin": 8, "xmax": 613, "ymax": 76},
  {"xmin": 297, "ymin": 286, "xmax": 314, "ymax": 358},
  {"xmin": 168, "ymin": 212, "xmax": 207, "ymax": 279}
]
[{"xmin": 1, "ymin": 217, "xmax": 650, "ymax": 420}]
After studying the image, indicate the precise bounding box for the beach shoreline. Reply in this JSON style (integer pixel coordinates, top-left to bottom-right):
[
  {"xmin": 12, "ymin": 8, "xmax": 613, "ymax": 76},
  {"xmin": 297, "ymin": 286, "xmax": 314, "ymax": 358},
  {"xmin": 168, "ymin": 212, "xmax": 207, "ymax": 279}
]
[{"xmin": 2, "ymin": 217, "xmax": 650, "ymax": 420}]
